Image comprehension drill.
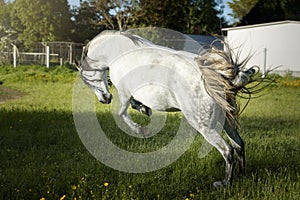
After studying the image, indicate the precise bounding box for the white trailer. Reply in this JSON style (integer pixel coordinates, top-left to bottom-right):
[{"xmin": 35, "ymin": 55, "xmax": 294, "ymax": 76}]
[{"xmin": 222, "ymin": 20, "xmax": 300, "ymax": 77}]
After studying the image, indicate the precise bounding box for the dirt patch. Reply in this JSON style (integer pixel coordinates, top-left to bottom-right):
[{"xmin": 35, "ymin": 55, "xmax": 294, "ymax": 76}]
[{"xmin": 0, "ymin": 86, "xmax": 25, "ymax": 103}]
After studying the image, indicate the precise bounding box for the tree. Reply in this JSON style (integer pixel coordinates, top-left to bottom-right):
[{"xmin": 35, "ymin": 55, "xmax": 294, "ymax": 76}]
[
  {"xmin": 240, "ymin": 0, "xmax": 300, "ymax": 25},
  {"xmin": 89, "ymin": 0, "xmax": 224, "ymax": 34},
  {"xmin": 229, "ymin": 0, "xmax": 300, "ymax": 25},
  {"xmin": 228, "ymin": 0, "xmax": 258, "ymax": 22},
  {"xmin": 0, "ymin": 1, "xmax": 17, "ymax": 50},
  {"xmin": 11, "ymin": 0, "xmax": 73, "ymax": 49},
  {"xmin": 133, "ymin": 0, "xmax": 224, "ymax": 34},
  {"xmin": 282, "ymin": 0, "xmax": 300, "ymax": 20},
  {"xmin": 91, "ymin": 0, "xmax": 139, "ymax": 31},
  {"xmin": 197, "ymin": 0, "xmax": 223, "ymax": 34},
  {"xmin": 133, "ymin": 0, "xmax": 195, "ymax": 33},
  {"xmin": 182, "ymin": 0, "xmax": 203, "ymax": 33},
  {"xmin": 71, "ymin": 0, "xmax": 103, "ymax": 42}
]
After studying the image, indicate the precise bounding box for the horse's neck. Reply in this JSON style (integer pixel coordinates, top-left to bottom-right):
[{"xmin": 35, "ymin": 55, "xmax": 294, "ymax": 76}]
[{"xmin": 87, "ymin": 34, "xmax": 151, "ymax": 69}]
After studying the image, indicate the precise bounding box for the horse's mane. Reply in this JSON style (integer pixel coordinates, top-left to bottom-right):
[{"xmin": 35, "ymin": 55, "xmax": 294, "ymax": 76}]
[
  {"xmin": 86, "ymin": 30, "xmax": 147, "ymax": 52},
  {"xmin": 80, "ymin": 30, "xmax": 150, "ymax": 69}
]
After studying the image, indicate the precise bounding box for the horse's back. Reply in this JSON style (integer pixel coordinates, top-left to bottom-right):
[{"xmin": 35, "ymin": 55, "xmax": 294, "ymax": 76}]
[
  {"xmin": 109, "ymin": 45, "xmax": 210, "ymax": 113},
  {"xmin": 87, "ymin": 31, "xmax": 152, "ymax": 62}
]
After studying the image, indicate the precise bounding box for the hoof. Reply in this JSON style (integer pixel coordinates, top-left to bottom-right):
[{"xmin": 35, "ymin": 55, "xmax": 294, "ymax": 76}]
[
  {"xmin": 140, "ymin": 106, "xmax": 152, "ymax": 116},
  {"xmin": 213, "ymin": 181, "xmax": 227, "ymax": 188},
  {"xmin": 139, "ymin": 127, "xmax": 152, "ymax": 137}
]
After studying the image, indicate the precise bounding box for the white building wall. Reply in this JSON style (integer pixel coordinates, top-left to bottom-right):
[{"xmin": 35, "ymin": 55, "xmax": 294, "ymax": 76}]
[{"xmin": 223, "ymin": 21, "xmax": 300, "ymax": 76}]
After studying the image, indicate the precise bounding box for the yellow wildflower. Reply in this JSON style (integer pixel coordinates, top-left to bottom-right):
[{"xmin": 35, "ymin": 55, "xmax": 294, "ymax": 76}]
[
  {"xmin": 60, "ymin": 195, "xmax": 66, "ymax": 200},
  {"xmin": 104, "ymin": 182, "xmax": 109, "ymax": 187},
  {"xmin": 71, "ymin": 185, "xmax": 77, "ymax": 190},
  {"xmin": 40, "ymin": 198, "xmax": 45, "ymax": 200}
]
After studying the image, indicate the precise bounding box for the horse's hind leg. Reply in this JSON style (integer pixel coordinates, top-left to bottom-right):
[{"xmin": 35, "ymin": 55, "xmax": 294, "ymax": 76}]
[
  {"xmin": 223, "ymin": 119, "xmax": 245, "ymax": 176},
  {"xmin": 201, "ymin": 127, "xmax": 234, "ymax": 187},
  {"xmin": 189, "ymin": 118, "xmax": 234, "ymax": 187}
]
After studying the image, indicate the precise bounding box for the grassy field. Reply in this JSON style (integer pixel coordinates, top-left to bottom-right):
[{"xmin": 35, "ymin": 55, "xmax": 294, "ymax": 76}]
[{"xmin": 0, "ymin": 65, "xmax": 299, "ymax": 200}]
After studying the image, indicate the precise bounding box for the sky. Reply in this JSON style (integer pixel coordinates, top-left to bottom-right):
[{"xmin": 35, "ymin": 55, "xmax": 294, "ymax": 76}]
[{"xmin": 67, "ymin": 0, "xmax": 236, "ymax": 23}]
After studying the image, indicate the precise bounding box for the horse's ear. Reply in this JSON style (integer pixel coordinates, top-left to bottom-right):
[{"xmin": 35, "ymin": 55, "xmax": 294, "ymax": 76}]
[{"xmin": 73, "ymin": 59, "xmax": 81, "ymax": 71}]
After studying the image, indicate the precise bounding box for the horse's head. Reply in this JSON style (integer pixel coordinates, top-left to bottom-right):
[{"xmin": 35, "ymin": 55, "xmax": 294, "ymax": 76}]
[
  {"xmin": 74, "ymin": 51, "xmax": 113, "ymax": 104},
  {"xmin": 231, "ymin": 66, "xmax": 258, "ymax": 91}
]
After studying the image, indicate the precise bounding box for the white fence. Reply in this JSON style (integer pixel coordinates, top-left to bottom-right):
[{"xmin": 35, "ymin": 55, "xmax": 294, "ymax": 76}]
[
  {"xmin": 1, "ymin": 42, "xmax": 84, "ymax": 67},
  {"xmin": 11, "ymin": 45, "xmax": 59, "ymax": 68}
]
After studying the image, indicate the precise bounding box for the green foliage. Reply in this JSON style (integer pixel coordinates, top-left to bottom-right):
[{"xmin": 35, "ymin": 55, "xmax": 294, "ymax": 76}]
[
  {"xmin": 132, "ymin": 0, "xmax": 224, "ymax": 34},
  {"xmin": 0, "ymin": 2, "xmax": 17, "ymax": 50},
  {"xmin": 0, "ymin": 65, "xmax": 77, "ymax": 84},
  {"xmin": 127, "ymin": 27, "xmax": 187, "ymax": 50},
  {"xmin": 275, "ymin": 74, "xmax": 300, "ymax": 87},
  {"xmin": 228, "ymin": 0, "xmax": 258, "ymax": 21},
  {"xmin": 231, "ymin": 0, "xmax": 300, "ymax": 25},
  {"xmin": 92, "ymin": 0, "xmax": 139, "ymax": 31},
  {"xmin": 10, "ymin": 0, "xmax": 73, "ymax": 49},
  {"xmin": 1, "ymin": 0, "xmax": 227, "ymax": 49},
  {"xmin": 197, "ymin": 0, "xmax": 222, "ymax": 34},
  {"xmin": 282, "ymin": 0, "xmax": 300, "ymax": 20},
  {"xmin": 132, "ymin": 0, "xmax": 189, "ymax": 32},
  {"xmin": 0, "ymin": 66, "xmax": 299, "ymax": 199},
  {"xmin": 71, "ymin": 1, "xmax": 103, "ymax": 43}
]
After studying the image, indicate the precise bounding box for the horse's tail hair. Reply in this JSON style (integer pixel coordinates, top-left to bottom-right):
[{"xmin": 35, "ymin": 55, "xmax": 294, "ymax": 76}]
[
  {"xmin": 195, "ymin": 45, "xmax": 238, "ymax": 123},
  {"xmin": 196, "ymin": 43, "xmax": 275, "ymax": 127}
]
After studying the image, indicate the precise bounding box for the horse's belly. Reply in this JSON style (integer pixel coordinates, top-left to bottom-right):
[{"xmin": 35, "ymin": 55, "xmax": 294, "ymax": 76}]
[{"xmin": 132, "ymin": 85, "xmax": 179, "ymax": 111}]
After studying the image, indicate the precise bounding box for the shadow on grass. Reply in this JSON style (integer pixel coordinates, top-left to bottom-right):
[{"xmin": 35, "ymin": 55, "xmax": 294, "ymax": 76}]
[
  {"xmin": 240, "ymin": 115, "xmax": 299, "ymax": 180},
  {"xmin": 0, "ymin": 108, "xmax": 96, "ymax": 199},
  {"xmin": 0, "ymin": 107, "xmax": 299, "ymax": 199},
  {"xmin": 0, "ymin": 108, "xmax": 186, "ymax": 199},
  {"xmin": 240, "ymin": 115, "xmax": 298, "ymax": 132}
]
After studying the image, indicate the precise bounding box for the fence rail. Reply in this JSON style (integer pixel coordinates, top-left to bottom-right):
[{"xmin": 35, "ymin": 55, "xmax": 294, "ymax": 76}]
[{"xmin": 0, "ymin": 42, "xmax": 84, "ymax": 67}]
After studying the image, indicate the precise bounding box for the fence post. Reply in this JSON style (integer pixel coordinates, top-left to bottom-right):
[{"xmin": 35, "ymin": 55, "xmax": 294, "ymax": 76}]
[
  {"xmin": 69, "ymin": 43, "xmax": 72, "ymax": 64},
  {"xmin": 46, "ymin": 46, "xmax": 50, "ymax": 68},
  {"xmin": 262, "ymin": 47, "xmax": 267, "ymax": 77},
  {"xmin": 12, "ymin": 44, "xmax": 17, "ymax": 68}
]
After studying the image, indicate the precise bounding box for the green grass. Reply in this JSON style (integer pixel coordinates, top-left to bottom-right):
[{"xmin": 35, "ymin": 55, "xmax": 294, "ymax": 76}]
[{"xmin": 0, "ymin": 65, "xmax": 299, "ymax": 200}]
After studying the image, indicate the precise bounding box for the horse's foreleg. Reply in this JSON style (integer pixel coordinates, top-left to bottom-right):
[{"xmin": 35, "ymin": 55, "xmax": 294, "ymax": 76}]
[
  {"xmin": 223, "ymin": 120, "xmax": 246, "ymax": 176},
  {"xmin": 118, "ymin": 95, "xmax": 151, "ymax": 136},
  {"xmin": 119, "ymin": 97, "xmax": 140, "ymax": 133}
]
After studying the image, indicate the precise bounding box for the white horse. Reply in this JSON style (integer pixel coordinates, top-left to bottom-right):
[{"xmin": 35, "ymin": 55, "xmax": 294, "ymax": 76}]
[{"xmin": 75, "ymin": 30, "xmax": 258, "ymax": 187}]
